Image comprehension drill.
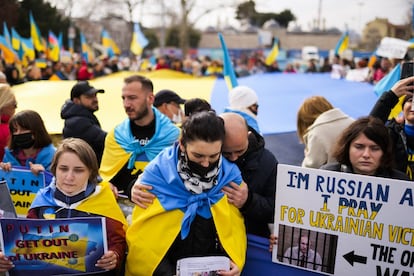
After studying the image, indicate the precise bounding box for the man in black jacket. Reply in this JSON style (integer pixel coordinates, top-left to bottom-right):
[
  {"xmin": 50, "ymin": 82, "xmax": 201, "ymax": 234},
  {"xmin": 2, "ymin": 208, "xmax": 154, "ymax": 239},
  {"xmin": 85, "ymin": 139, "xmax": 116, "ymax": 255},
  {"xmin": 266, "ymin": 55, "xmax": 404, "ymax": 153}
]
[
  {"xmin": 61, "ymin": 81, "xmax": 107, "ymax": 164},
  {"xmin": 220, "ymin": 112, "xmax": 278, "ymax": 238}
]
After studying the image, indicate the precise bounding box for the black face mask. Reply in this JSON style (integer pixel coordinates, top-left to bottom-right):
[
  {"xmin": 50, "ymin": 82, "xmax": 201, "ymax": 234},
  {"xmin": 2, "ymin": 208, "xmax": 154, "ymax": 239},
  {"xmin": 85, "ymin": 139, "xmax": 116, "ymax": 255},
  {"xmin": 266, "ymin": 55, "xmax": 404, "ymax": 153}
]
[
  {"xmin": 12, "ymin": 133, "xmax": 35, "ymax": 149},
  {"xmin": 187, "ymin": 157, "xmax": 219, "ymax": 177}
]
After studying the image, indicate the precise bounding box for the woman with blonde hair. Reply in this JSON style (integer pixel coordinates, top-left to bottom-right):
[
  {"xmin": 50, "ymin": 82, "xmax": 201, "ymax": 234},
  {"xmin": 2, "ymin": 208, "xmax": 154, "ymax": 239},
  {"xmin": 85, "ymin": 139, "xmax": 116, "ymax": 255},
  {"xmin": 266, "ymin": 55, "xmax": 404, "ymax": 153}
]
[
  {"xmin": 0, "ymin": 84, "xmax": 17, "ymax": 159},
  {"xmin": 296, "ymin": 96, "xmax": 354, "ymax": 168}
]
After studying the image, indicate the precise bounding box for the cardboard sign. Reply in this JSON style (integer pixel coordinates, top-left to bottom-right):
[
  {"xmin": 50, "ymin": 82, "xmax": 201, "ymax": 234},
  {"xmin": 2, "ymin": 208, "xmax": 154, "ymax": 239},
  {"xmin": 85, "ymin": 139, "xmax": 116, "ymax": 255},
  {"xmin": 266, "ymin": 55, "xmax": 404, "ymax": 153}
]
[
  {"xmin": 0, "ymin": 217, "xmax": 107, "ymax": 276},
  {"xmin": 272, "ymin": 164, "xmax": 414, "ymax": 275},
  {"xmin": 0, "ymin": 167, "xmax": 50, "ymax": 217}
]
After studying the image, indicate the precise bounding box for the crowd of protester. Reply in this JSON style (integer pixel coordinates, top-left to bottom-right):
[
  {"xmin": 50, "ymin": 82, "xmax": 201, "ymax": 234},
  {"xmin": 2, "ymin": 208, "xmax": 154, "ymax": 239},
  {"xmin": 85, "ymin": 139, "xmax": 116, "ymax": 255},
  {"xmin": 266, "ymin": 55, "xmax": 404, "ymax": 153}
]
[
  {"xmin": 0, "ymin": 43, "xmax": 412, "ymax": 274},
  {"xmin": 0, "ymin": 47, "xmax": 400, "ymax": 87}
]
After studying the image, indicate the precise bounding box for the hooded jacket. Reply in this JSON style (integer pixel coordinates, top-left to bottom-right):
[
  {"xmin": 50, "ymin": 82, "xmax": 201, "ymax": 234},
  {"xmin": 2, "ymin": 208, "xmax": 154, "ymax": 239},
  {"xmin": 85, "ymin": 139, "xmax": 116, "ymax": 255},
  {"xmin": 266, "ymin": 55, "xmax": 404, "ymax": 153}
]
[{"xmin": 61, "ymin": 100, "xmax": 107, "ymax": 164}]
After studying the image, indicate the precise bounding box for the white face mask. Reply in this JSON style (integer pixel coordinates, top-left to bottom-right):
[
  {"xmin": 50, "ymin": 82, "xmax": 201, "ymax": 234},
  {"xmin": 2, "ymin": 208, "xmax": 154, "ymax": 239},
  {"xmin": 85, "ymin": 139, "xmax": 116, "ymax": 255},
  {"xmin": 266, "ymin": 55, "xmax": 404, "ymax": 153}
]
[{"xmin": 172, "ymin": 111, "xmax": 182, "ymax": 124}]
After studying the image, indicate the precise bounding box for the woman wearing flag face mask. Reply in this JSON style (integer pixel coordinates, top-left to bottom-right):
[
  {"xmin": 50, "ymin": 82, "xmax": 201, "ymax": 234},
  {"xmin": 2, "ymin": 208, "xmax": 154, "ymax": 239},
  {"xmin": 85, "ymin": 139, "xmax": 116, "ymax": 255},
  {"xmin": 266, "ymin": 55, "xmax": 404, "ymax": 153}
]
[
  {"xmin": 125, "ymin": 111, "xmax": 247, "ymax": 276},
  {"xmin": 0, "ymin": 110, "xmax": 56, "ymax": 175}
]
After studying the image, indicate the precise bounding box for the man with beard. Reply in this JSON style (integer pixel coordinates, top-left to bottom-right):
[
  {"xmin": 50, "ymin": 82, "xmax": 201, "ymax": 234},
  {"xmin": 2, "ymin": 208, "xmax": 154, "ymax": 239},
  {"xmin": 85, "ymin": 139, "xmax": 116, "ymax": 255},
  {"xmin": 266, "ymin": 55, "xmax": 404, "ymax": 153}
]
[
  {"xmin": 131, "ymin": 112, "xmax": 278, "ymax": 238},
  {"xmin": 61, "ymin": 81, "xmax": 107, "ymax": 164},
  {"xmin": 99, "ymin": 75, "xmax": 180, "ymax": 197}
]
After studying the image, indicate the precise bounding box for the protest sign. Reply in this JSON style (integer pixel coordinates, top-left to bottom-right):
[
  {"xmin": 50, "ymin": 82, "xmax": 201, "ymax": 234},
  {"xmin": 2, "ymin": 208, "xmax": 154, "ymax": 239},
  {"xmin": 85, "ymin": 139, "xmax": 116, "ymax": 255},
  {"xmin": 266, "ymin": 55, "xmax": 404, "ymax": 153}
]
[
  {"xmin": 272, "ymin": 164, "xmax": 414, "ymax": 275},
  {"xmin": 0, "ymin": 167, "xmax": 50, "ymax": 217},
  {"xmin": 0, "ymin": 180, "xmax": 17, "ymax": 218},
  {"xmin": 0, "ymin": 217, "xmax": 107, "ymax": 276}
]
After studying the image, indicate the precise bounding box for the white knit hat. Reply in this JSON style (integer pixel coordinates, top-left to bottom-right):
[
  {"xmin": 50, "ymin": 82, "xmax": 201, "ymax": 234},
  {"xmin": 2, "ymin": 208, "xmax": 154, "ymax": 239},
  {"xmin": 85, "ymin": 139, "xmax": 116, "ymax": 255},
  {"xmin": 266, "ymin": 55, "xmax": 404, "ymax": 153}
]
[{"xmin": 228, "ymin": 86, "xmax": 258, "ymax": 109}]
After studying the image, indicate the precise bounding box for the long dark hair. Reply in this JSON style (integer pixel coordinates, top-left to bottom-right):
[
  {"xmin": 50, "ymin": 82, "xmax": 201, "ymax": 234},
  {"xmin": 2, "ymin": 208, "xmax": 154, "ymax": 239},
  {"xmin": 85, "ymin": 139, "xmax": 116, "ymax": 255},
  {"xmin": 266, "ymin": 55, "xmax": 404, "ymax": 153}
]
[
  {"xmin": 332, "ymin": 116, "xmax": 393, "ymax": 171},
  {"xmin": 8, "ymin": 110, "xmax": 52, "ymax": 150}
]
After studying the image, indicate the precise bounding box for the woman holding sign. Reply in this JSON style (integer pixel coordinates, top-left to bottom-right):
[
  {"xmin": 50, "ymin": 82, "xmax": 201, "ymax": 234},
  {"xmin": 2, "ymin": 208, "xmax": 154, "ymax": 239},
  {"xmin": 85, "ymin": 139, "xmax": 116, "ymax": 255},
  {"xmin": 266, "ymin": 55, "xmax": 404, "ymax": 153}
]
[
  {"xmin": 0, "ymin": 110, "xmax": 55, "ymax": 175},
  {"xmin": 320, "ymin": 116, "xmax": 409, "ymax": 180},
  {"xmin": 0, "ymin": 138, "xmax": 127, "ymax": 275}
]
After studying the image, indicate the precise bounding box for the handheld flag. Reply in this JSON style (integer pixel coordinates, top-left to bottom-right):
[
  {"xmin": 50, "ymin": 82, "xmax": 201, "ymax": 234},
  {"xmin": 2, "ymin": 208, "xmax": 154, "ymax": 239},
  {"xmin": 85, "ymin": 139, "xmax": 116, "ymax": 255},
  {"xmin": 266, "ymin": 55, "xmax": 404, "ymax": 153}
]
[
  {"xmin": 20, "ymin": 37, "xmax": 35, "ymax": 64},
  {"xmin": 80, "ymin": 32, "xmax": 95, "ymax": 63},
  {"xmin": 130, "ymin": 23, "xmax": 149, "ymax": 56},
  {"xmin": 29, "ymin": 11, "xmax": 44, "ymax": 52},
  {"xmin": 3, "ymin": 22, "xmax": 11, "ymax": 45},
  {"xmin": 218, "ymin": 33, "xmax": 238, "ymax": 91},
  {"xmin": 48, "ymin": 30, "xmax": 60, "ymax": 62},
  {"xmin": 265, "ymin": 37, "xmax": 279, "ymax": 66},
  {"xmin": 0, "ymin": 35, "xmax": 19, "ymax": 64},
  {"xmin": 374, "ymin": 64, "xmax": 404, "ymax": 120},
  {"xmin": 334, "ymin": 31, "xmax": 349, "ymax": 56},
  {"xmin": 102, "ymin": 29, "xmax": 120, "ymax": 57},
  {"xmin": 11, "ymin": 28, "xmax": 21, "ymax": 51}
]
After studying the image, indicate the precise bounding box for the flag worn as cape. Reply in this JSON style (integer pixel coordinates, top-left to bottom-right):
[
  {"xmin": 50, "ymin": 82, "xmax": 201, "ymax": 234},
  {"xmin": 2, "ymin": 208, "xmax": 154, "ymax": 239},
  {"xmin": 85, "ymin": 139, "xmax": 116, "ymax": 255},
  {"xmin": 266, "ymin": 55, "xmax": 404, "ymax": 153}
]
[
  {"xmin": 218, "ymin": 33, "xmax": 238, "ymax": 91},
  {"xmin": 99, "ymin": 107, "xmax": 180, "ymax": 181},
  {"xmin": 125, "ymin": 145, "xmax": 246, "ymax": 275},
  {"xmin": 30, "ymin": 181, "xmax": 127, "ymax": 231}
]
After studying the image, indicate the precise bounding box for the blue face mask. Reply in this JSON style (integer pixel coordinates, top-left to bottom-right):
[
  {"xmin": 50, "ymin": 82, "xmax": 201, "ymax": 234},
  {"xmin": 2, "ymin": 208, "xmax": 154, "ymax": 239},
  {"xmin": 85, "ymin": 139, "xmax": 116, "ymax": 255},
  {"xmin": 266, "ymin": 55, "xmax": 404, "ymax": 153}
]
[{"xmin": 12, "ymin": 133, "xmax": 35, "ymax": 149}]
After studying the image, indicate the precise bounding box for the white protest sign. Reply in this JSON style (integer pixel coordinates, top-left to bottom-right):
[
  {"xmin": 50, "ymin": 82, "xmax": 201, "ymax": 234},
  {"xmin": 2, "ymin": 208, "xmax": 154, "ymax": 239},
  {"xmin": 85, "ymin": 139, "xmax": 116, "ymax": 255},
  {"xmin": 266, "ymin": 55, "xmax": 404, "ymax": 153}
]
[
  {"xmin": 376, "ymin": 37, "xmax": 411, "ymax": 59},
  {"xmin": 272, "ymin": 164, "xmax": 414, "ymax": 276}
]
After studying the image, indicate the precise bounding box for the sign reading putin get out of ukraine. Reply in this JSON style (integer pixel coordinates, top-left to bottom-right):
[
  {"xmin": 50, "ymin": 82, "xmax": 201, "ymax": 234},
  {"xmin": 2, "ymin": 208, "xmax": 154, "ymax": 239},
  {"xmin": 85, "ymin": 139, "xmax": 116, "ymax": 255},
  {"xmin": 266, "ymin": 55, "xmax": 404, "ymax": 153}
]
[
  {"xmin": 272, "ymin": 164, "xmax": 414, "ymax": 276},
  {"xmin": 0, "ymin": 217, "xmax": 107, "ymax": 276}
]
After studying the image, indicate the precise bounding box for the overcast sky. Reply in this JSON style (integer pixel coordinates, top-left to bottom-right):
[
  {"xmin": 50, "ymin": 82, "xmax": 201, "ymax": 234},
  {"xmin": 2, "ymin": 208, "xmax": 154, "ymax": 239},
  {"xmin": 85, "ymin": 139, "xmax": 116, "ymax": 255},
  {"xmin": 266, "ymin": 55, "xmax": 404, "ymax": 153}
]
[
  {"xmin": 188, "ymin": 0, "xmax": 412, "ymax": 34},
  {"xmin": 50, "ymin": 0, "xmax": 412, "ymax": 35}
]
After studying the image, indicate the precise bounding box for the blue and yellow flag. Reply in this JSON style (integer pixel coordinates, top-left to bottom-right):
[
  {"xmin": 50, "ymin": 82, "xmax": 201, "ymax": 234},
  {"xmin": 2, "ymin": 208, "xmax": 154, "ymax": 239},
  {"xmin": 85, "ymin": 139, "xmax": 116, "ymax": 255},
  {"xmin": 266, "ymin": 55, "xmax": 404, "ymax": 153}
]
[
  {"xmin": 265, "ymin": 37, "xmax": 279, "ymax": 66},
  {"xmin": 29, "ymin": 11, "xmax": 44, "ymax": 52},
  {"xmin": 80, "ymin": 32, "xmax": 95, "ymax": 63},
  {"xmin": 11, "ymin": 27, "xmax": 21, "ymax": 51},
  {"xmin": 0, "ymin": 35, "xmax": 19, "ymax": 64},
  {"xmin": 130, "ymin": 23, "xmax": 149, "ymax": 56},
  {"xmin": 48, "ymin": 30, "xmax": 60, "ymax": 62},
  {"xmin": 218, "ymin": 33, "xmax": 238, "ymax": 91},
  {"xmin": 3, "ymin": 22, "xmax": 11, "ymax": 45},
  {"xmin": 102, "ymin": 29, "xmax": 120, "ymax": 57},
  {"xmin": 334, "ymin": 31, "xmax": 349, "ymax": 55}
]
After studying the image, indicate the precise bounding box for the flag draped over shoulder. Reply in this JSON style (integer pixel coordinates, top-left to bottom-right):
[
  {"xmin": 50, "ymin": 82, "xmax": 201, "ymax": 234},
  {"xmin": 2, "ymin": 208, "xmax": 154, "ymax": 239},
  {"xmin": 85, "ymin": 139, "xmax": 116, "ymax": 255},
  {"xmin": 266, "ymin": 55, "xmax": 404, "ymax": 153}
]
[
  {"xmin": 48, "ymin": 30, "xmax": 60, "ymax": 62},
  {"xmin": 218, "ymin": 32, "xmax": 238, "ymax": 91},
  {"xmin": 102, "ymin": 29, "xmax": 120, "ymax": 57},
  {"xmin": 80, "ymin": 32, "xmax": 95, "ymax": 63},
  {"xmin": 334, "ymin": 31, "xmax": 349, "ymax": 55},
  {"xmin": 29, "ymin": 11, "xmax": 44, "ymax": 52},
  {"xmin": 265, "ymin": 37, "xmax": 279, "ymax": 66},
  {"xmin": 130, "ymin": 23, "xmax": 149, "ymax": 56}
]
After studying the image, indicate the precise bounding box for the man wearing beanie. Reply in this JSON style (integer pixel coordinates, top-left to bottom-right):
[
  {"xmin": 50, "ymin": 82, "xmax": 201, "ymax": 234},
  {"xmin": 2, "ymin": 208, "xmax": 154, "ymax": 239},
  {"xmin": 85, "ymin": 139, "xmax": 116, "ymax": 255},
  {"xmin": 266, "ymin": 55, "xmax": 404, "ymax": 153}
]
[
  {"xmin": 370, "ymin": 75, "xmax": 414, "ymax": 179},
  {"xmin": 224, "ymin": 86, "xmax": 261, "ymax": 133}
]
